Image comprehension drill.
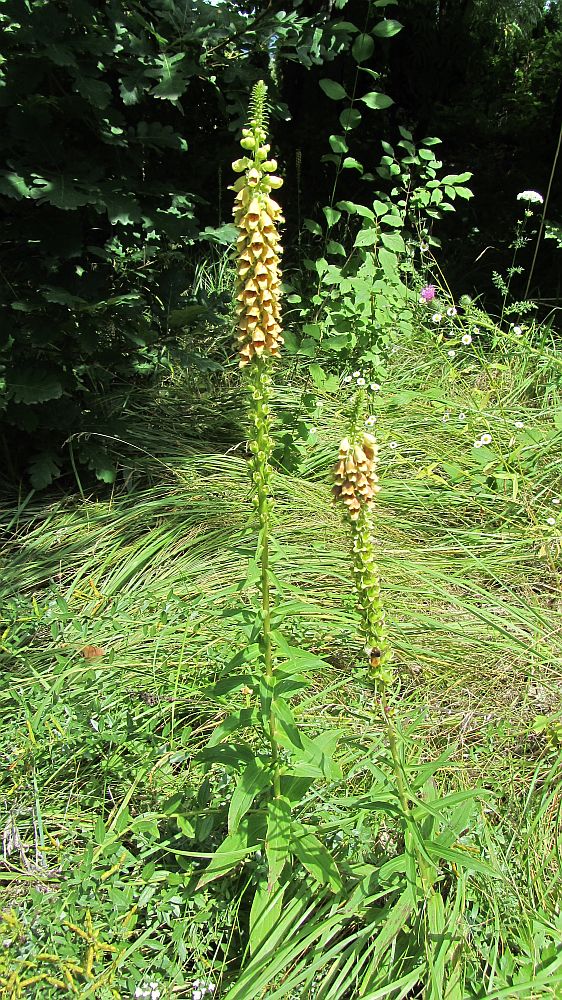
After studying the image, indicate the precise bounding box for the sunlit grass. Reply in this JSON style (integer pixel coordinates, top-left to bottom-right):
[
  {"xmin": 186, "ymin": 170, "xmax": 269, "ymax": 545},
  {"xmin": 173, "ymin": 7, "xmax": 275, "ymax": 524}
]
[{"xmin": 2, "ymin": 324, "xmax": 561, "ymax": 996}]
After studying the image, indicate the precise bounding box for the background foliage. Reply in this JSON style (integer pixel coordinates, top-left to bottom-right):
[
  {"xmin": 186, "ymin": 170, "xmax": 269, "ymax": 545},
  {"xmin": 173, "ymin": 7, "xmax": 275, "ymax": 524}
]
[{"xmin": 1, "ymin": 0, "xmax": 560, "ymax": 486}]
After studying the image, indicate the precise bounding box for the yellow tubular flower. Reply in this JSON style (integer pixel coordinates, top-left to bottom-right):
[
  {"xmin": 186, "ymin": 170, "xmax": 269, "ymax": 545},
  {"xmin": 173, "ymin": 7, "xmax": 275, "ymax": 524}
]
[
  {"xmin": 231, "ymin": 81, "xmax": 284, "ymax": 366},
  {"xmin": 333, "ymin": 432, "xmax": 381, "ymax": 520}
]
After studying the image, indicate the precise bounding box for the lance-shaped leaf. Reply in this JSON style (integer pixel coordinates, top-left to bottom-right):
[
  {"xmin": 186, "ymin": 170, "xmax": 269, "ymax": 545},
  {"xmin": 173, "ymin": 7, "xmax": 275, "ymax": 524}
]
[
  {"xmin": 291, "ymin": 821, "xmax": 343, "ymax": 892},
  {"xmin": 266, "ymin": 796, "xmax": 292, "ymax": 889},
  {"xmin": 196, "ymin": 819, "xmax": 260, "ymax": 890},
  {"xmin": 249, "ymin": 879, "xmax": 286, "ymax": 956},
  {"xmin": 228, "ymin": 760, "xmax": 271, "ymax": 834}
]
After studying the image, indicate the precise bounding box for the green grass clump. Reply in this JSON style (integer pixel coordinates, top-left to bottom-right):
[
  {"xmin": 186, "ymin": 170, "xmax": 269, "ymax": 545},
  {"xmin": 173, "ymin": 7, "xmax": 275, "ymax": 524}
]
[{"xmin": 1, "ymin": 320, "xmax": 562, "ymax": 998}]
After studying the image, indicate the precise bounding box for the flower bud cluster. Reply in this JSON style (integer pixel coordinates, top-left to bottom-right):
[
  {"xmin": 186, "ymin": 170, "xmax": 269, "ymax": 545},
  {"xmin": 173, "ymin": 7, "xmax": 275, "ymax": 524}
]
[
  {"xmin": 231, "ymin": 122, "xmax": 284, "ymax": 366},
  {"xmin": 352, "ymin": 511, "xmax": 392, "ymax": 685},
  {"xmin": 333, "ymin": 433, "xmax": 380, "ymax": 520}
]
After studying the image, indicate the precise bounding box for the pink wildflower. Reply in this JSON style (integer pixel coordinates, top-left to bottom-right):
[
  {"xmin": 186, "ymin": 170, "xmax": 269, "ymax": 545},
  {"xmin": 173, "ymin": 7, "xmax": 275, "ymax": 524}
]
[{"xmin": 420, "ymin": 285, "xmax": 436, "ymax": 302}]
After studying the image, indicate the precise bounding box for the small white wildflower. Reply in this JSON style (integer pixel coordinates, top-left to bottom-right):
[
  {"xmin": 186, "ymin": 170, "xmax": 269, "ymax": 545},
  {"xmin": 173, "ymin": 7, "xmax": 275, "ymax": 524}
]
[
  {"xmin": 432, "ymin": 312, "xmax": 442, "ymax": 323},
  {"xmin": 193, "ymin": 981, "xmax": 200, "ymax": 988},
  {"xmin": 352, "ymin": 370, "xmax": 361, "ymax": 377},
  {"xmin": 365, "ymin": 415, "xmax": 377, "ymax": 426},
  {"xmin": 420, "ymin": 242, "xmax": 429, "ymax": 252},
  {"xmin": 442, "ymin": 412, "xmax": 450, "ymax": 423},
  {"xmin": 447, "ymin": 306, "xmax": 457, "ymax": 317},
  {"xmin": 193, "ymin": 991, "xmax": 202, "ymax": 1000},
  {"xmin": 472, "ymin": 326, "xmax": 480, "ymax": 334},
  {"xmin": 480, "ymin": 433, "xmax": 492, "ymax": 445},
  {"xmin": 342, "ymin": 375, "xmax": 352, "ymax": 384},
  {"xmin": 552, "ymin": 498, "xmax": 561, "ymax": 506},
  {"xmin": 517, "ymin": 190, "xmax": 543, "ymax": 204},
  {"xmin": 512, "ymin": 325, "xmax": 523, "ymax": 336},
  {"xmin": 370, "ymin": 382, "xmax": 380, "ymax": 391},
  {"xmin": 356, "ymin": 377, "xmax": 366, "ymax": 386},
  {"xmin": 134, "ymin": 990, "xmax": 143, "ymax": 999},
  {"xmin": 473, "ymin": 440, "xmax": 482, "ymax": 448},
  {"xmin": 151, "ymin": 991, "xmax": 160, "ymax": 1000},
  {"xmin": 447, "ymin": 349, "xmax": 456, "ymax": 358},
  {"xmin": 514, "ymin": 420, "xmax": 524, "ymax": 429},
  {"xmin": 208, "ymin": 987, "xmax": 216, "ymax": 994},
  {"xmin": 389, "ymin": 441, "xmax": 398, "ymax": 450},
  {"xmin": 546, "ymin": 517, "xmax": 556, "ymax": 526},
  {"xmin": 458, "ymin": 412, "xmax": 466, "ymax": 421},
  {"xmin": 461, "ymin": 333, "xmax": 472, "ymax": 345}
]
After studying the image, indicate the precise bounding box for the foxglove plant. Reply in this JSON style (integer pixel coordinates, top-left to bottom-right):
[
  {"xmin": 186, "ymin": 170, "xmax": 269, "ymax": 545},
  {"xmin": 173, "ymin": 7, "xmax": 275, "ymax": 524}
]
[{"xmin": 195, "ymin": 83, "xmax": 344, "ymax": 953}]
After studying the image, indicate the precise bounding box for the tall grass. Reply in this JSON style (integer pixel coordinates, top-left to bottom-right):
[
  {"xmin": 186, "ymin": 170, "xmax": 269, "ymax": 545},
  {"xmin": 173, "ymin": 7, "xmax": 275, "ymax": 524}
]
[{"xmin": 1, "ymin": 323, "xmax": 562, "ymax": 997}]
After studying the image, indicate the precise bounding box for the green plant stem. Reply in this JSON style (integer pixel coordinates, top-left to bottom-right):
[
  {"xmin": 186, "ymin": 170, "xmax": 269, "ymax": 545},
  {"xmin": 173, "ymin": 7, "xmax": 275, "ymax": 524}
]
[
  {"xmin": 379, "ymin": 688, "xmax": 435, "ymax": 897},
  {"xmin": 380, "ymin": 689, "xmax": 410, "ymax": 816},
  {"xmin": 250, "ymin": 359, "xmax": 281, "ymax": 800},
  {"xmin": 260, "ymin": 510, "xmax": 281, "ymax": 799}
]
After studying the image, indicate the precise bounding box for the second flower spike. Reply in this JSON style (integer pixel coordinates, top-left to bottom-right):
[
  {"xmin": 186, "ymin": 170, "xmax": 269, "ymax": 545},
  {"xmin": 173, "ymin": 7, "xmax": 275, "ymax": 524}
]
[{"xmin": 333, "ymin": 433, "xmax": 381, "ymax": 520}]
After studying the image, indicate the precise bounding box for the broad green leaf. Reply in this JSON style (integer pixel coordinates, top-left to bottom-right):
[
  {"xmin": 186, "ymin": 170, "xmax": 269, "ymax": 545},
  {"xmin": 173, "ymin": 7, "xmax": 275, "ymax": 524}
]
[
  {"xmin": 302, "ymin": 323, "xmax": 322, "ymax": 341},
  {"xmin": 105, "ymin": 193, "xmax": 142, "ymax": 226},
  {"xmin": 442, "ymin": 171, "xmax": 473, "ymax": 183},
  {"xmin": 381, "ymin": 231, "xmax": 405, "ymax": 252},
  {"xmin": 340, "ymin": 107, "xmax": 362, "ymax": 130},
  {"xmin": 291, "ymin": 822, "xmax": 342, "ymax": 891},
  {"xmin": 31, "ymin": 174, "xmax": 93, "ymax": 210},
  {"xmin": 272, "ymin": 697, "xmax": 303, "ymax": 754},
  {"xmin": 336, "ymin": 199, "xmax": 375, "ymax": 219},
  {"xmin": 266, "ymin": 796, "xmax": 292, "ymax": 888},
  {"xmin": 228, "ymin": 761, "xmax": 270, "ymax": 834},
  {"xmin": 378, "ymin": 246, "xmax": 399, "ymax": 278},
  {"xmin": 360, "ymin": 91, "xmax": 394, "ymax": 110},
  {"xmin": 195, "ymin": 742, "xmax": 254, "ymax": 769},
  {"xmin": 355, "ymin": 228, "xmax": 378, "ymax": 247},
  {"xmin": 329, "ymin": 134, "xmax": 348, "ymax": 153},
  {"xmin": 323, "ymin": 206, "xmax": 342, "ymax": 227},
  {"xmin": 74, "ymin": 75, "xmax": 112, "ymax": 108},
  {"xmin": 342, "ymin": 156, "xmax": 363, "ymax": 172},
  {"xmin": 303, "ymin": 218, "xmax": 322, "ymax": 235},
  {"xmin": 319, "ymin": 78, "xmax": 347, "ymax": 100},
  {"xmin": 196, "ymin": 830, "xmax": 256, "ymax": 890},
  {"xmin": 308, "ymin": 363, "xmax": 340, "ymax": 392},
  {"xmin": 373, "ymin": 199, "xmax": 390, "ymax": 216},
  {"xmin": 0, "ymin": 171, "xmax": 31, "ymax": 200},
  {"xmin": 28, "ymin": 453, "xmax": 62, "ymax": 489},
  {"xmin": 206, "ymin": 708, "xmax": 258, "ymax": 744},
  {"xmin": 327, "ymin": 239, "xmax": 346, "ymax": 256},
  {"xmin": 352, "ymin": 33, "xmax": 375, "ymax": 62},
  {"xmin": 372, "ymin": 18, "xmax": 403, "ymax": 37},
  {"xmin": 8, "ymin": 369, "xmax": 63, "ymax": 404},
  {"xmin": 249, "ymin": 880, "xmax": 286, "ymax": 955}
]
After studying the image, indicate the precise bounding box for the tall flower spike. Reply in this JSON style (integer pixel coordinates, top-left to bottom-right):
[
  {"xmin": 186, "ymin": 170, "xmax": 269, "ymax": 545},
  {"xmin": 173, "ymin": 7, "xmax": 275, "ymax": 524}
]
[
  {"xmin": 231, "ymin": 80, "xmax": 284, "ymax": 366},
  {"xmin": 333, "ymin": 431, "xmax": 392, "ymax": 685}
]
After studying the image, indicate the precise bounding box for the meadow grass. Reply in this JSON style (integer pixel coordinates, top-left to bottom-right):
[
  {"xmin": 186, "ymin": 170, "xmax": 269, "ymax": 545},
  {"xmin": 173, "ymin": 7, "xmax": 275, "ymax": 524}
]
[{"xmin": 1, "ymin": 322, "xmax": 561, "ymax": 997}]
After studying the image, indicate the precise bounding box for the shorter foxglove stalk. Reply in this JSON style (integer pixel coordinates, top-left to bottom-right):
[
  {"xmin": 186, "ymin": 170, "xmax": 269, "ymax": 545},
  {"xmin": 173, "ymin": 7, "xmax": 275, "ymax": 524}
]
[{"xmin": 333, "ymin": 431, "xmax": 392, "ymax": 685}]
